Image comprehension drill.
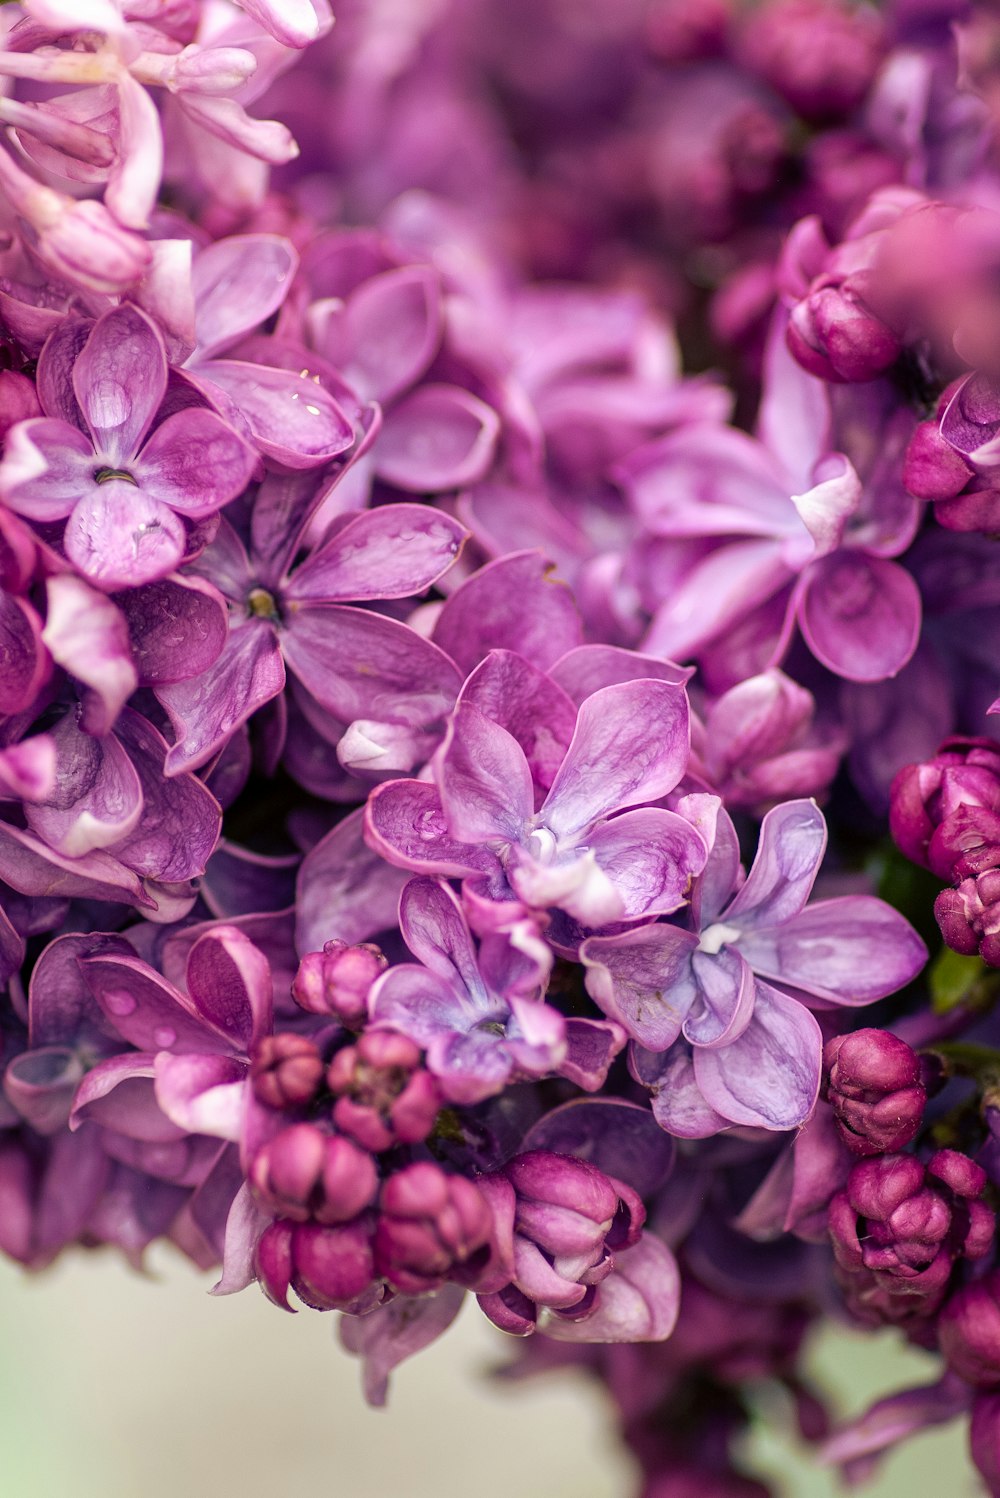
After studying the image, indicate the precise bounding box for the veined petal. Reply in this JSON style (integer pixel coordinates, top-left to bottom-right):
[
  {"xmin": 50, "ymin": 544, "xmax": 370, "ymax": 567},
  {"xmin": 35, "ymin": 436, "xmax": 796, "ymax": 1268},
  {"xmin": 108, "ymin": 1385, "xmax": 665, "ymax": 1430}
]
[
  {"xmin": 582, "ymin": 924, "xmax": 699, "ymax": 1050},
  {"xmin": 135, "ymin": 407, "xmax": 259, "ymax": 517},
  {"xmin": 194, "ymin": 358, "xmax": 353, "ymax": 469},
  {"xmin": 152, "ymin": 1053, "xmax": 247, "ymax": 1140},
  {"xmin": 115, "ymin": 575, "xmax": 228, "ymax": 686},
  {"xmin": 632, "ymin": 1045, "xmax": 730, "ymax": 1139},
  {"xmin": 108, "ymin": 709, "xmax": 221, "ymax": 884},
  {"xmin": 0, "ymin": 418, "xmax": 92, "ymax": 521},
  {"xmin": 80, "ymin": 953, "xmax": 233, "ymax": 1055},
  {"xmin": 685, "ymin": 948, "xmax": 756, "ymax": 1048},
  {"xmin": 364, "ymin": 779, "xmax": 503, "ymax": 880},
  {"xmin": 193, "ymin": 235, "xmax": 299, "ymax": 359},
  {"xmin": 158, "ymin": 622, "xmax": 285, "ymax": 776},
  {"xmin": 185, "ymin": 926, "xmax": 273, "ymax": 1050},
  {"xmin": 543, "ymin": 680, "xmax": 690, "ymax": 840},
  {"xmin": 72, "ymin": 305, "xmax": 166, "ymax": 466},
  {"xmin": 723, "ymin": 798, "xmax": 826, "ymax": 929},
  {"xmin": 586, "ymin": 807, "xmax": 708, "ymax": 919},
  {"xmin": 64, "ymin": 480, "xmax": 186, "ymax": 590},
  {"xmin": 433, "ymin": 551, "xmax": 582, "ymax": 674},
  {"xmin": 439, "ymin": 703, "xmax": 533, "ymax": 845},
  {"xmin": 798, "ymin": 553, "xmax": 922, "ymax": 683},
  {"xmin": 397, "ymin": 876, "xmax": 486, "ymax": 998},
  {"xmin": 24, "ymin": 712, "xmax": 143, "ymax": 858},
  {"xmin": 285, "ymin": 505, "xmax": 465, "ymax": 603},
  {"xmin": 692, "ymin": 981, "xmax": 822, "ymax": 1131}
]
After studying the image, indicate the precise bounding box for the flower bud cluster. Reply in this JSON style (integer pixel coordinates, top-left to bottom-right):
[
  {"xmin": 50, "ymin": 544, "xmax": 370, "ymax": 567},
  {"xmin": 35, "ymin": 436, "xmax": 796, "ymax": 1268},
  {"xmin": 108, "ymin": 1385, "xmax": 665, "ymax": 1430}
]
[
  {"xmin": 890, "ymin": 738, "xmax": 1000, "ymax": 965},
  {"xmin": 823, "ymin": 1029, "xmax": 926, "ymax": 1158}
]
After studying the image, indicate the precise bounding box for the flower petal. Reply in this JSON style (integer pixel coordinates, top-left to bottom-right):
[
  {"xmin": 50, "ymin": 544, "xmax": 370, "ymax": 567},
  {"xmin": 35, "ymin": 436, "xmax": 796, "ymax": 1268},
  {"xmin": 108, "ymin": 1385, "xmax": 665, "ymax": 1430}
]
[
  {"xmin": 24, "ymin": 713, "xmax": 143, "ymax": 858},
  {"xmin": 723, "ymin": 798, "xmax": 826, "ymax": 928},
  {"xmin": 42, "ymin": 575, "xmax": 137, "ymax": 736},
  {"xmin": 338, "ymin": 266, "xmax": 443, "ymax": 404},
  {"xmin": 80, "ymin": 953, "xmax": 233, "ymax": 1055},
  {"xmin": 0, "ymin": 417, "xmax": 93, "ymax": 520},
  {"xmin": 540, "ymin": 1233, "xmax": 680, "ymax": 1343},
  {"xmin": 158, "ymin": 622, "xmax": 285, "ymax": 776},
  {"xmin": 135, "ymin": 407, "xmax": 259, "ymax": 517},
  {"xmin": 195, "ymin": 357, "xmax": 354, "ymax": 469},
  {"xmin": 586, "ymin": 807, "xmax": 709, "ymax": 919},
  {"xmin": 798, "ymin": 553, "xmax": 922, "ymax": 683},
  {"xmin": 185, "ymin": 926, "xmax": 273, "ymax": 1050},
  {"xmin": 433, "ymin": 551, "xmax": 582, "ymax": 674},
  {"xmin": 364, "ymin": 778, "xmax": 503, "ymax": 880},
  {"xmin": 296, "ymin": 806, "xmax": 408, "ymax": 952},
  {"xmin": 193, "ymin": 235, "xmax": 299, "ymax": 359},
  {"xmin": 64, "ymin": 479, "xmax": 186, "ymax": 590},
  {"xmin": 285, "ymin": 504, "xmax": 466, "ymax": 604},
  {"xmin": 72, "ymin": 305, "xmax": 166, "ymax": 466},
  {"xmin": 439, "ymin": 703, "xmax": 534, "ymax": 845},
  {"xmin": 375, "ymin": 385, "xmax": 500, "ymax": 492},
  {"xmin": 692, "ymin": 981, "xmax": 822, "ymax": 1131},
  {"xmin": 582, "ymin": 924, "xmax": 698, "ymax": 1049}
]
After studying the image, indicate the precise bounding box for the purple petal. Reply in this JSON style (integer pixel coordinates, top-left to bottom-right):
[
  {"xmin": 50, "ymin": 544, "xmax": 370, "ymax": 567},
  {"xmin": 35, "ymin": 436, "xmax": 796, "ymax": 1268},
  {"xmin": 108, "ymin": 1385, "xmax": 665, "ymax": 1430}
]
[
  {"xmin": 543, "ymin": 680, "xmax": 690, "ymax": 839},
  {"xmin": 153, "ymin": 1052, "xmax": 247, "ymax": 1139},
  {"xmin": 71, "ymin": 1055, "xmax": 185, "ymax": 1143},
  {"xmin": 375, "ymin": 385, "xmax": 500, "ymax": 492},
  {"xmin": 185, "ymin": 926, "xmax": 273, "ymax": 1050},
  {"xmin": 281, "ymin": 603, "xmax": 461, "ymax": 726},
  {"xmin": 0, "ymin": 821, "xmax": 150, "ymax": 906},
  {"xmin": 397, "ymin": 876, "xmax": 485, "ymax": 994},
  {"xmin": 296, "ymin": 806, "xmax": 408, "ymax": 952},
  {"xmin": 201, "ymin": 841, "xmax": 298, "ymax": 919},
  {"xmin": 339, "ymin": 266, "xmax": 443, "ymax": 404},
  {"xmin": 339, "ymin": 1284, "xmax": 465, "ymax": 1408},
  {"xmin": 64, "ymin": 478, "xmax": 186, "ymax": 590},
  {"xmin": 459, "ymin": 650, "xmax": 578, "ymax": 796},
  {"xmin": 158, "ymin": 621, "xmax": 285, "ymax": 775},
  {"xmin": 586, "ymin": 807, "xmax": 709, "ymax": 918},
  {"xmin": 642, "ymin": 539, "xmax": 791, "ymax": 663},
  {"xmin": 72, "ymin": 305, "xmax": 166, "ymax": 465},
  {"xmin": 739, "ymin": 895, "xmax": 928, "ymax": 1005},
  {"xmin": 632, "ymin": 1045, "xmax": 731, "ymax": 1138},
  {"xmin": 433, "ymin": 552, "xmax": 582, "ymax": 674},
  {"xmin": 195, "ymin": 358, "xmax": 354, "ymax": 469},
  {"xmin": 115, "ymin": 575, "xmax": 228, "ymax": 685},
  {"xmin": 24, "ymin": 712, "xmax": 143, "ymax": 858},
  {"xmin": 685, "ymin": 948, "xmax": 756, "ymax": 1047},
  {"xmin": 540, "ymin": 1233, "xmax": 680, "ymax": 1343},
  {"xmin": 369, "ymin": 964, "xmax": 469, "ymax": 1045},
  {"xmin": 364, "ymin": 779, "xmax": 503, "ymax": 880},
  {"xmin": 285, "ymin": 504, "xmax": 466, "ymax": 604},
  {"xmin": 798, "ymin": 553, "xmax": 922, "ymax": 682},
  {"xmin": 108, "ymin": 711, "xmax": 221, "ymax": 883},
  {"xmin": 80, "ymin": 954, "xmax": 233, "ymax": 1055},
  {"xmin": 582, "ymin": 925, "xmax": 698, "ymax": 1049},
  {"xmin": 693, "ymin": 981, "xmax": 822, "ymax": 1131},
  {"xmin": 522, "ymin": 1097, "xmax": 674, "ymax": 1196},
  {"xmin": 0, "ymin": 417, "xmax": 93, "ymax": 520},
  {"xmin": 0, "ymin": 591, "xmax": 49, "ymax": 716},
  {"xmin": 28, "ymin": 931, "xmax": 134, "ymax": 1048},
  {"xmin": 0, "ymin": 903, "xmax": 24, "ymax": 987},
  {"xmin": 723, "ymin": 798, "xmax": 826, "ymax": 928},
  {"xmin": 427, "ymin": 1029, "xmax": 514, "ymax": 1103},
  {"xmin": 690, "ymin": 806, "xmax": 742, "ymax": 929},
  {"xmin": 3, "ymin": 1045, "xmax": 84, "ymax": 1134},
  {"xmin": 134, "ymin": 407, "xmax": 259, "ymax": 517},
  {"xmin": 193, "ymin": 235, "xmax": 298, "ymax": 359},
  {"xmin": 35, "ymin": 316, "xmax": 89, "ymax": 428},
  {"xmin": 439, "ymin": 704, "xmax": 534, "ymax": 844},
  {"xmin": 550, "ymin": 644, "xmax": 692, "ymax": 704}
]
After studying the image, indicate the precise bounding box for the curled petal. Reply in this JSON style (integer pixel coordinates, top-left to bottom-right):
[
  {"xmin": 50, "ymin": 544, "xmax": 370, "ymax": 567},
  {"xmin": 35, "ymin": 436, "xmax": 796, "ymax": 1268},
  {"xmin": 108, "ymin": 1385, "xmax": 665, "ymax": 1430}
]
[
  {"xmin": 339, "ymin": 1284, "xmax": 465, "ymax": 1408},
  {"xmin": 153, "ymin": 1053, "xmax": 247, "ymax": 1140},
  {"xmin": 582, "ymin": 924, "xmax": 698, "ymax": 1050},
  {"xmin": 195, "ymin": 358, "xmax": 353, "ymax": 469},
  {"xmin": 64, "ymin": 479, "xmax": 186, "ymax": 590},
  {"xmin": 375, "ymin": 385, "xmax": 500, "ymax": 492},
  {"xmin": 158, "ymin": 623, "xmax": 285, "ymax": 776},
  {"xmin": 72, "ymin": 305, "xmax": 166, "ymax": 466},
  {"xmin": 364, "ymin": 779, "xmax": 502, "ymax": 880},
  {"xmin": 692, "ymin": 982, "xmax": 822, "ymax": 1131},
  {"xmin": 0, "ymin": 592, "xmax": 49, "ymax": 716},
  {"xmin": 193, "ymin": 235, "xmax": 299, "ymax": 359},
  {"xmin": 540, "ymin": 1233, "xmax": 680, "ymax": 1343},
  {"xmin": 185, "ymin": 926, "xmax": 273, "ymax": 1050},
  {"xmin": 798, "ymin": 553, "xmax": 922, "ymax": 683}
]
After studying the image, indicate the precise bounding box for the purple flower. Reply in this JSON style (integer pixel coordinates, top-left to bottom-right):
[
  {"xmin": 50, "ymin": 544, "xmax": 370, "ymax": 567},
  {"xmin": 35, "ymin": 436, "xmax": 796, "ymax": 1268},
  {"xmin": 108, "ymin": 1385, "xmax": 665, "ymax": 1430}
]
[
  {"xmin": 583, "ymin": 800, "xmax": 926, "ymax": 1134},
  {"xmin": 0, "ymin": 304, "xmax": 258, "ymax": 588}
]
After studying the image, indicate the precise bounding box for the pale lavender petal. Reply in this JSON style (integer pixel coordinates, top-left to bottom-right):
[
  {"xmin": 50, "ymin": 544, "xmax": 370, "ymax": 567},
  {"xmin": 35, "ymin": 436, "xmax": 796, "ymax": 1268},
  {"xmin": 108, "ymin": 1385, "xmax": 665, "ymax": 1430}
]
[
  {"xmin": 581, "ymin": 924, "xmax": 699, "ymax": 1050},
  {"xmin": 433, "ymin": 552, "xmax": 582, "ymax": 674},
  {"xmin": 723, "ymin": 798, "xmax": 827, "ymax": 928},
  {"xmin": 153, "ymin": 1053, "xmax": 247, "ymax": 1140},
  {"xmin": 798, "ymin": 553, "xmax": 922, "ymax": 683},
  {"xmin": 507, "ymin": 846, "xmax": 623, "ymax": 927},
  {"xmin": 522, "ymin": 1097, "xmax": 674, "ymax": 1195},
  {"xmin": 439, "ymin": 704, "xmax": 534, "ymax": 845},
  {"xmin": 685, "ymin": 948, "xmax": 756, "ymax": 1048},
  {"xmin": 632, "ymin": 1045, "xmax": 730, "ymax": 1138},
  {"xmin": 158, "ymin": 622, "xmax": 285, "ymax": 775},
  {"xmin": 739, "ymin": 896, "xmax": 928, "ymax": 1005},
  {"xmin": 0, "ymin": 737, "xmax": 56, "ymax": 803},
  {"xmin": 193, "ymin": 235, "xmax": 298, "ymax": 358},
  {"xmin": 195, "ymin": 358, "xmax": 354, "ymax": 469},
  {"xmin": 427, "ymin": 1030, "xmax": 513, "ymax": 1103},
  {"xmin": 550, "ymin": 645, "xmax": 692, "ymax": 705},
  {"xmin": 24, "ymin": 714, "xmax": 143, "ymax": 858},
  {"xmin": 42, "ymin": 575, "xmax": 137, "ymax": 736},
  {"xmin": 134, "ymin": 407, "xmax": 259, "ymax": 517},
  {"xmin": 64, "ymin": 479, "xmax": 186, "ymax": 590},
  {"xmin": 80, "ymin": 954, "xmax": 232, "ymax": 1055},
  {"xmin": 0, "ymin": 592, "xmax": 49, "ymax": 716},
  {"xmin": 690, "ymin": 806, "xmax": 742, "ymax": 929},
  {"xmin": 211, "ymin": 1182, "xmax": 272, "ymax": 1297},
  {"xmin": 0, "ymin": 417, "xmax": 92, "ymax": 520},
  {"xmin": 540, "ymin": 1233, "xmax": 680, "ymax": 1343},
  {"xmin": 72, "ymin": 305, "xmax": 166, "ymax": 465},
  {"xmin": 71, "ymin": 1055, "xmax": 186, "ymax": 1143},
  {"xmin": 364, "ymin": 779, "xmax": 502, "ymax": 880},
  {"xmin": 375, "ymin": 385, "xmax": 500, "ymax": 492},
  {"xmin": 693, "ymin": 981, "xmax": 822, "ymax": 1131},
  {"xmin": 459, "ymin": 651, "xmax": 577, "ymax": 796},
  {"xmin": 296, "ymin": 806, "xmax": 408, "ymax": 952},
  {"xmin": 339, "ymin": 1284, "xmax": 465, "ymax": 1408},
  {"xmin": 791, "ymin": 455, "xmax": 862, "ymax": 558},
  {"xmin": 236, "ymin": 0, "xmax": 327, "ymax": 46},
  {"xmin": 285, "ymin": 505, "xmax": 466, "ymax": 604},
  {"xmin": 338, "ymin": 266, "xmax": 443, "ymax": 404},
  {"xmin": 397, "ymin": 876, "xmax": 485, "ymax": 995},
  {"xmin": 543, "ymin": 680, "xmax": 690, "ymax": 839},
  {"xmin": 586, "ymin": 807, "xmax": 709, "ymax": 919},
  {"xmin": 106, "ymin": 69, "xmax": 162, "ymax": 230},
  {"xmin": 281, "ymin": 604, "xmax": 461, "ymax": 727},
  {"xmin": 185, "ymin": 925, "xmax": 273, "ymax": 1049},
  {"xmin": 368, "ymin": 964, "xmax": 469, "ymax": 1044},
  {"xmin": 115, "ymin": 575, "xmax": 228, "ymax": 685}
]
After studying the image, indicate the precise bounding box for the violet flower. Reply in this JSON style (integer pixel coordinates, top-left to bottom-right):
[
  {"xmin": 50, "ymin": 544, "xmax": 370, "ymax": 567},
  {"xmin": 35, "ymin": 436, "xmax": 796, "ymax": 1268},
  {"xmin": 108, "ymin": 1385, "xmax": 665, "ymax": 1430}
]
[
  {"xmin": 582, "ymin": 801, "xmax": 927, "ymax": 1134},
  {"xmin": 0, "ymin": 304, "xmax": 258, "ymax": 588}
]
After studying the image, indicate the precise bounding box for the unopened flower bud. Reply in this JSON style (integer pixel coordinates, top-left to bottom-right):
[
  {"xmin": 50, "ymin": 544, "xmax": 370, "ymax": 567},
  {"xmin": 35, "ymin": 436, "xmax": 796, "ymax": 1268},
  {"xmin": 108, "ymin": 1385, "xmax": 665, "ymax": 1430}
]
[
  {"xmin": 250, "ymin": 1034, "xmax": 325, "ymax": 1110},
  {"xmin": 823, "ymin": 1029, "xmax": 925, "ymax": 1156},
  {"xmin": 327, "ymin": 1030, "xmax": 442, "ymax": 1152},
  {"xmin": 737, "ymin": 0, "xmax": 885, "ymax": 123},
  {"xmin": 250, "ymin": 1124, "xmax": 378, "ymax": 1225},
  {"xmin": 292, "ymin": 940, "xmax": 388, "ymax": 1027},
  {"xmin": 787, "ymin": 283, "xmax": 899, "ymax": 383},
  {"xmin": 890, "ymin": 738, "xmax": 1000, "ymax": 881},
  {"xmin": 256, "ymin": 1215, "xmax": 377, "ymax": 1312},
  {"xmin": 374, "ymin": 1162, "xmax": 494, "ymax": 1295},
  {"xmin": 940, "ymin": 1271, "xmax": 1000, "ymax": 1387}
]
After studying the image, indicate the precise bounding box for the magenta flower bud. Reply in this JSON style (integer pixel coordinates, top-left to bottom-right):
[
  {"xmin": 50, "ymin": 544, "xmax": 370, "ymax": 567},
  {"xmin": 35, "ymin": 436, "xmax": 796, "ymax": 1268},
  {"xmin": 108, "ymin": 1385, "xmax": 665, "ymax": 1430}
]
[
  {"xmin": 738, "ymin": 0, "xmax": 885, "ymax": 122},
  {"xmin": 374, "ymin": 1163, "xmax": 494, "ymax": 1295},
  {"xmin": 903, "ymin": 419, "xmax": 974, "ymax": 502},
  {"xmin": 890, "ymin": 738, "xmax": 1000, "ymax": 881},
  {"xmin": 328, "ymin": 1030, "xmax": 442, "ymax": 1153},
  {"xmin": 250, "ymin": 1034, "xmax": 325, "ymax": 1110},
  {"xmin": 256, "ymin": 1215, "xmax": 378, "ymax": 1313},
  {"xmin": 823, "ymin": 1029, "xmax": 925, "ymax": 1156},
  {"xmin": 644, "ymin": 0, "xmax": 733, "ymax": 62},
  {"xmin": 250, "ymin": 1124, "xmax": 378, "ymax": 1224},
  {"xmin": 292, "ymin": 940, "xmax": 388, "ymax": 1027},
  {"xmin": 940, "ymin": 1272, "xmax": 1000, "ymax": 1387},
  {"xmin": 935, "ymin": 872, "xmax": 1000, "ymax": 966},
  {"xmin": 787, "ymin": 283, "xmax": 900, "ymax": 383}
]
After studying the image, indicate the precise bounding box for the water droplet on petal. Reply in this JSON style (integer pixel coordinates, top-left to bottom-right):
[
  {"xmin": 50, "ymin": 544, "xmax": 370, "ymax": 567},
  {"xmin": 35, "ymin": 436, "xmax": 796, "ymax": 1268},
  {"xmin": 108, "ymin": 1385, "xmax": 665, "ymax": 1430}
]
[
  {"xmin": 153, "ymin": 1025, "xmax": 177, "ymax": 1048},
  {"xmin": 105, "ymin": 990, "xmax": 137, "ymax": 1017}
]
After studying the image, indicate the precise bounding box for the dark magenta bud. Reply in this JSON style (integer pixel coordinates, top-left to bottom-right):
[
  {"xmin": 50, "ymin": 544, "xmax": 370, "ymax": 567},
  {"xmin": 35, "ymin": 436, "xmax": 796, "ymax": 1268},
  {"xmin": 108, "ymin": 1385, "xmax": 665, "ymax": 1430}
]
[
  {"xmin": 823, "ymin": 1029, "xmax": 925, "ymax": 1156},
  {"xmin": 250, "ymin": 1124, "xmax": 378, "ymax": 1225},
  {"xmin": 374, "ymin": 1162, "xmax": 494, "ymax": 1295},
  {"xmin": 250, "ymin": 1033, "xmax": 325, "ymax": 1110},
  {"xmin": 737, "ymin": 0, "xmax": 885, "ymax": 123},
  {"xmin": 889, "ymin": 737, "xmax": 1000, "ymax": 881},
  {"xmin": 255, "ymin": 1216, "xmax": 378, "ymax": 1312},
  {"xmin": 940, "ymin": 1271, "xmax": 1000, "ymax": 1388},
  {"xmin": 644, "ymin": 0, "xmax": 733, "ymax": 62},
  {"xmin": 292, "ymin": 940, "xmax": 388, "ymax": 1027},
  {"xmin": 903, "ymin": 419, "xmax": 975, "ymax": 503},
  {"xmin": 327, "ymin": 1030, "xmax": 442, "ymax": 1152},
  {"xmin": 787, "ymin": 282, "xmax": 900, "ymax": 383}
]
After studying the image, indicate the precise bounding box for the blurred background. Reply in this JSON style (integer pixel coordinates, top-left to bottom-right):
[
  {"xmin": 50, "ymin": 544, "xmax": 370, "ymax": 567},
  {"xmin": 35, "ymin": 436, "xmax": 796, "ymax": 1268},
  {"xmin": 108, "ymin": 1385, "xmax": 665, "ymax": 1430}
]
[{"xmin": 0, "ymin": 1247, "xmax": 977, "ymax": 1497}]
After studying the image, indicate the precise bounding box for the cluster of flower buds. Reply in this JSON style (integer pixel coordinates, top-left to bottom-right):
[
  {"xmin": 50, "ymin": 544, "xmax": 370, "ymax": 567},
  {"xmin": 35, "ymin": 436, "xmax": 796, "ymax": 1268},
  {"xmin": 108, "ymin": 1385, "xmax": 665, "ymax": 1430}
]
[
  {"xmin": 823, "ymin": 1029, "xmax": 927, "ymax": 1157},
  {"xmin": 829, "ymin": 1150, "xmax": 994, "ymax": 1325},
  {"xmin": 903, "ymin": 378, "xmax": 1000, "ymax": 534},
  {"xmin": 292, "ymin": 942, "xmax": 389, "ymax": 1030},
  {"xmin": 891, "ymin": 738, "xmax": 1000, "ymax": 964}
]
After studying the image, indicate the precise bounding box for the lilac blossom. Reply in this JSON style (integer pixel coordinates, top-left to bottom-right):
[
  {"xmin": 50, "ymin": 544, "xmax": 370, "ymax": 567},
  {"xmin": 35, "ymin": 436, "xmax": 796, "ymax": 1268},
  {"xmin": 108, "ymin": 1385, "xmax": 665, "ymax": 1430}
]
[
  {"xmin": 582, "ymin": 801, "xmax": 927, "ymax": 1134},
  {"xmin": 0, "ymin": 304, "xmax": 258, "ymax": 588}
]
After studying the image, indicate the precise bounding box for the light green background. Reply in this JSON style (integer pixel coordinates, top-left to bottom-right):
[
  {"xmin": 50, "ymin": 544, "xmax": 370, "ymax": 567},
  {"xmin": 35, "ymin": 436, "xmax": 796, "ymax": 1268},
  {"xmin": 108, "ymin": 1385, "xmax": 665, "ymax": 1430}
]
[{"xmin": 0, "ymin": 1248, "xmax": 976, "ymax": 1496}]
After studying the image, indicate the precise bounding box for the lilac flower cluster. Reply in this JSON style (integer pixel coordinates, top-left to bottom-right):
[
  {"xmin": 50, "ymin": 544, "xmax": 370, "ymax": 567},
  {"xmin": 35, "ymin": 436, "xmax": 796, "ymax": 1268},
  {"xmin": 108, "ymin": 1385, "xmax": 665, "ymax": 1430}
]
[{"xmin": 6, "ymin": 0, "xmax": 1000, "ymax": 1494}]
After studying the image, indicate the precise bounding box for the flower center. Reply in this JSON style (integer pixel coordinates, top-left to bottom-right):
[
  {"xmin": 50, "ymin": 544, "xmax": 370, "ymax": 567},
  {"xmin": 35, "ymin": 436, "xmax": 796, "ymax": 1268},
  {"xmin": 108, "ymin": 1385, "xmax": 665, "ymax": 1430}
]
[
  {"xmin": 247, "ymin": 587, "xmax": 281, "ymax": 621},
  {"xmin": 93, "ymin": 466, "xmax": 137, "ymax": 485},
  {"xmin": 697, "ymin": 921, "xmax": 743, "ymax": 955}
]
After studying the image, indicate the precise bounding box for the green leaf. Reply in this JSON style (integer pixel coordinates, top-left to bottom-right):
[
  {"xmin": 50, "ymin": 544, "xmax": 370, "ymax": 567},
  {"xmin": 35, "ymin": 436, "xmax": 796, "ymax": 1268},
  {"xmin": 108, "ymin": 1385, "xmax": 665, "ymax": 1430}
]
[{"xmin": 930, "ymin": 947, "xmax": 990, "ymax": 1014}]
